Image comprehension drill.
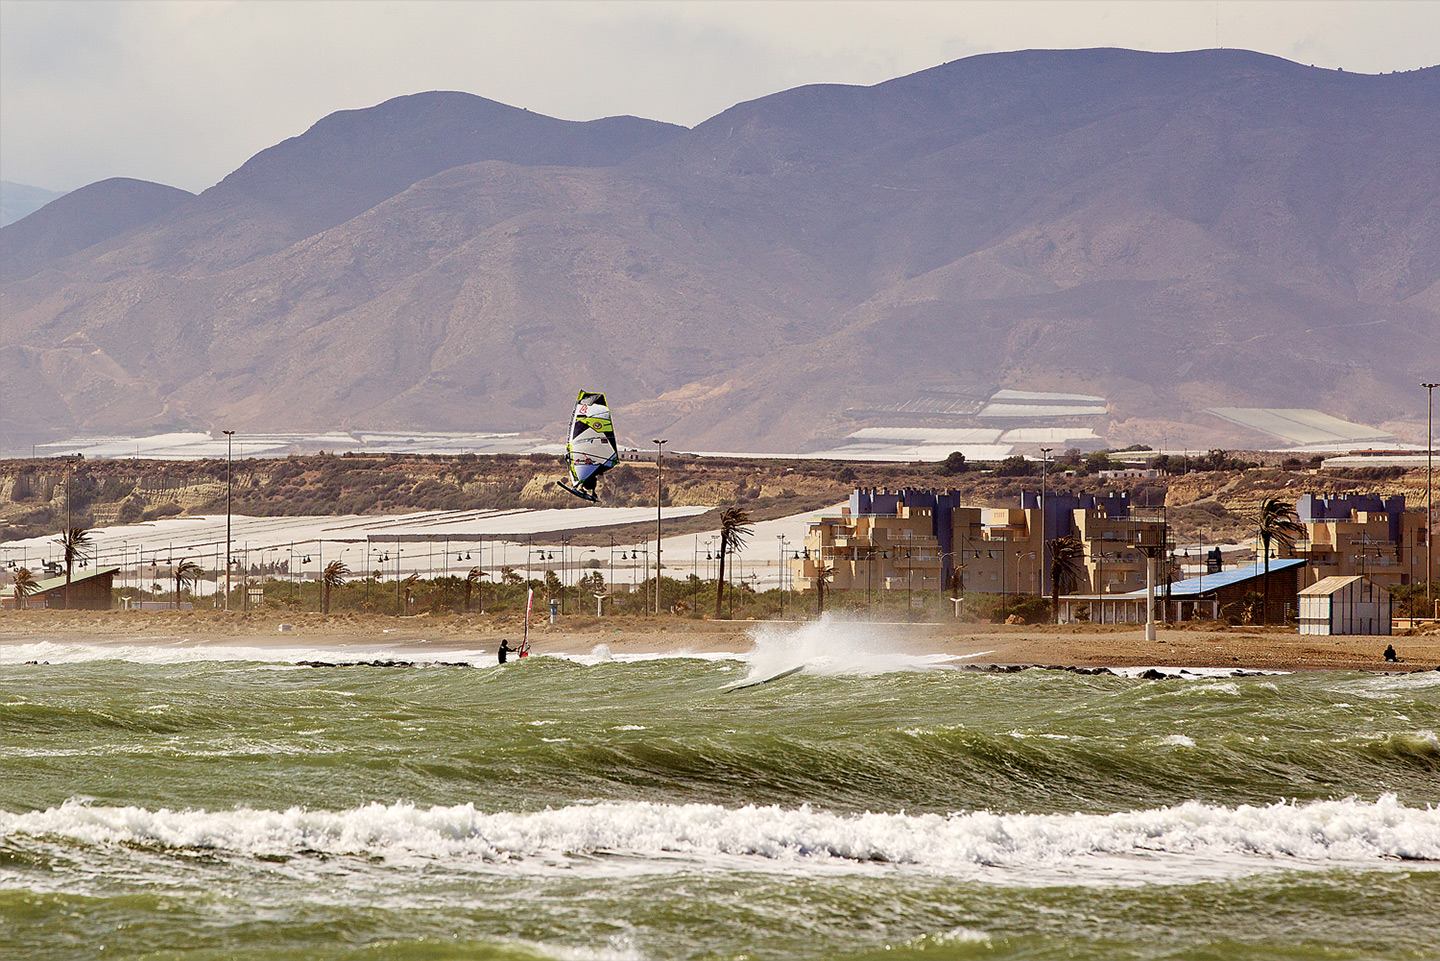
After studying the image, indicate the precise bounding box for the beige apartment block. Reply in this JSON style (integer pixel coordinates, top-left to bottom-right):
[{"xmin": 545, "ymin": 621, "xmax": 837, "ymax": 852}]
[
  {"xmin": 1073, "ymin": 507, "xmax": 1162, "ymax": 594},
  {"xmin": 1280, "ymin": 494, "xmax": 1427, "ymax": 590},
  {"xmin": 790, "ymin": 489, "xmax": 1169, "ymax": 599}
]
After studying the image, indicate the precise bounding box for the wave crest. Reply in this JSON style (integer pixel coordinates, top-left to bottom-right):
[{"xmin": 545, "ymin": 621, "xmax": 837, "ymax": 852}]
[{"xmin": 5, "ymin": 795, "xmax": 1437, "ymax": 875}]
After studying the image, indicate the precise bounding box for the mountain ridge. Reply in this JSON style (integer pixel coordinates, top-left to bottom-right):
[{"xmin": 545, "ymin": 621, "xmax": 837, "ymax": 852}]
[
  {"xmin": 0, "ymin": 177, "xmax": 194, "ymax": 282},
  {"xmin": 2, "ymin": 48, "xmax": 1436, "ymax": 453}
]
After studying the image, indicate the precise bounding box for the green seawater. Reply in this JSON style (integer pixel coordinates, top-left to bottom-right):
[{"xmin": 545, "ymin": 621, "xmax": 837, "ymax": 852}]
[{"xmin": 2, "ymin": 626, "xmax": 1439, "ymax": 960}]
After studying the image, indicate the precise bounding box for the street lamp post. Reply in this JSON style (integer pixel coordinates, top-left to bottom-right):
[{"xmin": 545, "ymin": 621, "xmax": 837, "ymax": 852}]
[
  {"xmin": 1425, "ymin": 382, "xmax": 1437, "ymax": 605},
  {"xmin": 865, "ymin": 547, "xmax": 889, "ymax": 617},
  {"xmin": 777, "ymin": 534, "xmax": 787, "ymax": 619},
  {"xmin": 867, "ymin": 547, "xmax": 874, "ymax": 614},
  {"xmin": 653, "ymin": 438, "xmax": 667, "ymax": 616},
  {"xmin": 641, "ymin": 545, "xmax": 650, "ymax": 610},
  {"xmin": 1040, "ymin": 447, "xmax": 1052, "ymax": 598},
  {"xmin": 999, "ymin": 533, "xmax": 1009, "ymax": 604},
  {"xmin": 938, "ymin": 551, "xmax": 955, "ymax": 612},
  {"xmin": 222, "ymin": 430, "xmax": 234, "ymax": 611}
]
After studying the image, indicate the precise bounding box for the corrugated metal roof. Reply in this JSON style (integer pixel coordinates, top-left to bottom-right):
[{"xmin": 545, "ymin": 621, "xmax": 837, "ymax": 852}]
[
  {"xmin": 1119, "ymin": 559, "xmax": 1306, "ymax": 598},
  {"xmin": 3, "ymin": 566, "xmax": 120, "ymax": 597},
  {"xmin": 1298, "ymin": 575, "xmax": 1378, "ymax": 596}
]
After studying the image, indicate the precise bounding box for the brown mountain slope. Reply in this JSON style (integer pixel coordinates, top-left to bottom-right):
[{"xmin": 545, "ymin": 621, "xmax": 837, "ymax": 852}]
[
  {"xmin": 1, "ymin": 49, "xmax": 1436, "ymax": 452},
  {"xmin": 0, "ymin": 177, "xmax": 194, "ymax": 282}
]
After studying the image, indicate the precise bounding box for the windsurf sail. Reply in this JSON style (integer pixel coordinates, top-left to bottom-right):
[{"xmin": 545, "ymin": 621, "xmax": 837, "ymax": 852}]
[
  {"xmin": 558, "ymin": 390, "xmax": 619, "ymax": 503},
  {"xmin": 521, "ymin": 588, "xmax": 532, "ymax": 656}
]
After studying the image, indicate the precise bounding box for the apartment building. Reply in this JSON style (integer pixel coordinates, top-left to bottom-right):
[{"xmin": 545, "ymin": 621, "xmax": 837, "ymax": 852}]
[
  {"xmin": 790, "ymin": 488, "xmax": 1169, "ymax": 598},
  {"xmin": 1280, "ymin": 494, "xmax": 1427, "ymax": 590}
]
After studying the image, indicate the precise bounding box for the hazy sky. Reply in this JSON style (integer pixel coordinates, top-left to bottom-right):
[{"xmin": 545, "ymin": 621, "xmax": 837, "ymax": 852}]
[{"xmin": 2, "ymin": 0, "xmax": 1437, "ymax": 194}]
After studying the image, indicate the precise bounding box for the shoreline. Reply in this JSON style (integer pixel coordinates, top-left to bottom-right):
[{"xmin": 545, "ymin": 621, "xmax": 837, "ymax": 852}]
[{"xmin": 3, "ymin": 610, "xmax": 1438, "ymax": 673}]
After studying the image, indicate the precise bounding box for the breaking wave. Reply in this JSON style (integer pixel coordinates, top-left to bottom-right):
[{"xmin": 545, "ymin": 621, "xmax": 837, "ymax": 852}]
[
  {"xmin": 6, "ymin": 795, "xmax": 1436, "ymax": 879},
  {"xmin": 737, "ymin": 615, "xmax": 978, "ymax": 683}
]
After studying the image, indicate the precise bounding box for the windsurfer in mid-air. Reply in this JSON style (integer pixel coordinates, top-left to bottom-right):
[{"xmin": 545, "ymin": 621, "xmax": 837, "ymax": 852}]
[{"xmin": 557, "ymin": 390, "xmax": 619, "ymax": 502}]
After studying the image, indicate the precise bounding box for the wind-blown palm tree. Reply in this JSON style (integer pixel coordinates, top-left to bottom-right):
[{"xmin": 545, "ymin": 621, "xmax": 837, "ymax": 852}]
[
  {"xmin": 714, "ymin": 507, "xmax": 754, "ymax": 618},
  {"xmin": 1047, "ymin": 534, "xmax": 1086, "ymax": 623},
  {"xmin": 12, "ymin": 567, "xmax": 38, "ymax": 610},
  {"xmin": 172, "ymin": 558, "xmax": 204, "ymax": 609},
  {"xmin": 814, "ymin": 564, "xmax": 834, "ymax": 614},
  {"xmin": 321, "ymin": 560, "xmax": 350, "ymax": 614},
  {"xmin": 55, "ymin": 527, "xmax": 94, "ymax": 610},
  {"xmin": 1254, "ymin": 497, "xmax": 1305, "ymax": 626},
  {"xmin": 465, "ymin": 566, "xmax": 484, "ymax": 613}
]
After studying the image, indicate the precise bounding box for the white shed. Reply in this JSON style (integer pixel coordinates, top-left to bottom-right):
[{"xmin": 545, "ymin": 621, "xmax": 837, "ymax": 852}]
[{"xmin": 1298, "ymin": 576, "xmax": 1392, "ymax": 636}]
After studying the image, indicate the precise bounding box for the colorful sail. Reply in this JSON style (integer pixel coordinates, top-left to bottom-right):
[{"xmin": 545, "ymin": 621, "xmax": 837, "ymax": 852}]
[
  {"xmin": 521, "ymin": 587, "xmax": 532, "ymax": 656},
  {"xmin": 559, "ymin": 390, "xmax": 618, "ymax": 503}
]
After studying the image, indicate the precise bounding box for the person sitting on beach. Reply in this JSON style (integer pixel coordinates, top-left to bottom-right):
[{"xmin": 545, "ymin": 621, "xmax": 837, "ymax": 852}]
[
  {"xmin": 498, "ymin": 639, "xmax": 515, "ymax": 665},
  {"xmin": 1384, "ymin": 644, "xmax": 1398, "ymax": 663}
]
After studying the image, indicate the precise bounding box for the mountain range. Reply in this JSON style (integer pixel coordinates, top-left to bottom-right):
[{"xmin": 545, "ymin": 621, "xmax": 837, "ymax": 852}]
[{"xmin": 2, "ymin": 48, "xmax": 1437, "ymax": 454}]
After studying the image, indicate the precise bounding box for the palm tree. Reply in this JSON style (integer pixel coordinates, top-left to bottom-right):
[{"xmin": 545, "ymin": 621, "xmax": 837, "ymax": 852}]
[
  {"xmin": 1046, "ymin": 534, "xmax": 1086, "ymax": 623},
  {"xmin": 172, "ymin": 558, "xmax": 204, "ymax": 609},
  {"xmin": 55, "ymin": 526, "xmax": 94, "ymax": 610},
  {"xmin": 814, "ymin": 564, "xmax": 834, "ymax": 614},
  {"xmin": 714, "ymin": 507, "xmax": 753, "ymax": 618},
  {"xmin": 12, "ymin": 567, "xmax": 38, "ymax": 610},
  {"xmin": 464, "ymin": 566, "xmax": 483, "ymax": 613},
  {"xmin": 321, "ymin": 560, "xmax": 350, "ymax": 614},
  {"xmin": 1254, "ymin": 497, "xmax": 1305, "ymax": 626}
]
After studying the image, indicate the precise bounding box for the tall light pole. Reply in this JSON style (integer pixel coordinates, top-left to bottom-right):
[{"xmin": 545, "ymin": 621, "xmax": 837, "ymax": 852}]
[
  {"xmin": 653, "ymin": 438, "xmax": 667, "ymax": 615},
  {"xmin": 1039, "ymin": 447, "xmax": 1052, "ymax": 599},
  {"xmin": 777, "ymin": 534, "xmax": 787, "ymax": 619},
  {"xmin": 1425, "ymin": 382, "xmax": 1437, "ymax": 604},
  {"xmin": 222, "ymin": 430, "xmax": 234, "ymax": 611}
]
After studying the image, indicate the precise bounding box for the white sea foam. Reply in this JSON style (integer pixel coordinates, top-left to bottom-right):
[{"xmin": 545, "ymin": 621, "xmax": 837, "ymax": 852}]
[
  {"xmin": 5, "ymin": 795, "xmax": 1435, "ymax": 882},
  {"xmin": 737, "ymin": 615, "xmax": 969, "ymax": 683}
]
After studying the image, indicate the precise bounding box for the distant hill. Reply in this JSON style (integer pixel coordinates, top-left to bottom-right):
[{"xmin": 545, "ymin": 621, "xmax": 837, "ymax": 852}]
[
  {"xmin": 0, "ymin": 177, "xmax": 194, "ymax": 282},
  {"xmin": 1, "ymin": 50, "xmax": 1436, "ymax": 454},
  {"xmin": 0, "ymin": 181, "xmax": 67, "ymax": 227}
]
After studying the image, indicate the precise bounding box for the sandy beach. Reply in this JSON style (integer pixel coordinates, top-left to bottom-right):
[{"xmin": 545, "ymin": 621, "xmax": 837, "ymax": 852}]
[{"xmin": 3, "ymin": 609, "xmax": 1438, "ymax": 672}]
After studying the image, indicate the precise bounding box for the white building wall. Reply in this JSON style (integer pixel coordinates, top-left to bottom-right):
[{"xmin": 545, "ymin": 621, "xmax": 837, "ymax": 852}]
[
  {"xmin": 1298, "ymin": 579, "xmax": 1392, "ymax": 636},
  {"xmin": 1298, "ymin": 594, "xmax": 1332, "ymax": 635}
]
